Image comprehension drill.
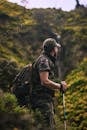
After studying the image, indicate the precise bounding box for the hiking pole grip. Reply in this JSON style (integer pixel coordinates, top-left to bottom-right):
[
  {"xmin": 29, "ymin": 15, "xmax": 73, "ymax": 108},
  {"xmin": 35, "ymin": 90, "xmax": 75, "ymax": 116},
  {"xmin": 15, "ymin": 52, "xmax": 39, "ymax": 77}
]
[{"xmin": 60, "ymin": 83, "xmax": 65, "ymax": 93}]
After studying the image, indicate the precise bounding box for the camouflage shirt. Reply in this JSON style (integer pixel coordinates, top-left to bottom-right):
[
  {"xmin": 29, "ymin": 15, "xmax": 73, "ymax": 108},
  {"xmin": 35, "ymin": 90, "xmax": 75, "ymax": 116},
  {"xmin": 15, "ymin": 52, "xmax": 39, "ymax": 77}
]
[{"xmin": 31, "ymin": 52, "xmax": 56, "ymax": 101}]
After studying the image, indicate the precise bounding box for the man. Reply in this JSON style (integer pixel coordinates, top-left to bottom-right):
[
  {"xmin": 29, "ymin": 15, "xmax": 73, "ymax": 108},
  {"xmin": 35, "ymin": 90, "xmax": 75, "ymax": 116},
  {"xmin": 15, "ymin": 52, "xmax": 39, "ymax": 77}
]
[{"xmin": 30, "ymin": 38, "xmax": 67, "ymax": 130}]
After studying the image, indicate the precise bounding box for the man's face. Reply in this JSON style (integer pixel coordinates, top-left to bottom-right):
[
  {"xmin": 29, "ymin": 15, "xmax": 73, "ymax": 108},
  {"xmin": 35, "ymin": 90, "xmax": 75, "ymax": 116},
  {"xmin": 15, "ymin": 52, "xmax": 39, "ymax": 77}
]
[{"xmin": 54, "ymin": 47, "xmax": 59, "ymax": 57}]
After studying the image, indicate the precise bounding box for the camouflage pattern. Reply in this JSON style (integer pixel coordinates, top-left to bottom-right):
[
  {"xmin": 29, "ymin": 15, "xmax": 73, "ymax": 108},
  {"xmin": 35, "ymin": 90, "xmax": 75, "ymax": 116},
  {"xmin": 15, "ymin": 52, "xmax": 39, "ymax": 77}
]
[
  {"xmin": 33, "ymin": 99, "xmax": 55, "ymax": 130},
  {"xmin": 43, "ymin": 38, "xmax": 61, "ymax": 53},
  {"xmin": 30, "ymin": 52, "xmax": 56, "ymax": 130}
]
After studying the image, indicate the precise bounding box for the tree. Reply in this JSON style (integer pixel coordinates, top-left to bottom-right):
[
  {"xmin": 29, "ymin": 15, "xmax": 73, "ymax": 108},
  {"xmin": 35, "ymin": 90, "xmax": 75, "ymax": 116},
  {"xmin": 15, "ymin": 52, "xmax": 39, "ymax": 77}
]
[
  {"xmin": 75, "ymin": 0, "xmax": 84, "ymax": 8},
  {"xmin": 21, "ymin": 0, "xmax": 28, "ymax": 12},
  {"xmin": 21, "ymin": 0, "xmax": 28, "ymax": 7},
  {"xmin": 76, "ymin": 0, "xmax": 80, "ymax": 7}
]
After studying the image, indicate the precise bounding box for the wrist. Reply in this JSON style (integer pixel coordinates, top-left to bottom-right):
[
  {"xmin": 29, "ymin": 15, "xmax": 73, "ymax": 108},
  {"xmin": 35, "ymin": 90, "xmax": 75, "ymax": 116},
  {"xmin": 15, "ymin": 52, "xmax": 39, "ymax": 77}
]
[
  {"xmin": 60, "ymin": 83, "xmax": 63, "ymax": 91},
  {"xmin": 56, "ymin": 83, "xmax": 61, "ymax": 90}
]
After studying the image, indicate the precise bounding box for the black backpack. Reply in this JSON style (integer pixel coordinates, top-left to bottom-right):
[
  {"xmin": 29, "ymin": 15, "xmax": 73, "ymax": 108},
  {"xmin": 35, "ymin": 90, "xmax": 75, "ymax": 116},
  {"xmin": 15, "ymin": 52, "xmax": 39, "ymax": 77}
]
[{"xmin": 11, "ymin": 64, "xmax": 33, "ymax": 106}]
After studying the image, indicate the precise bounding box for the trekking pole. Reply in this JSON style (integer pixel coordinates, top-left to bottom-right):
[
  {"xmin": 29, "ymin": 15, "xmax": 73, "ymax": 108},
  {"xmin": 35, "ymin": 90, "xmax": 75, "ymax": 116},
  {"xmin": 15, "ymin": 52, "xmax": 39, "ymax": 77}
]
[
  {"xmin": 54, "ymin": 33, "xmax": 67, "ymax": 130},
  {"xmin": 62, "ymin": 92, "xmax": 67, "ymax": 130}
]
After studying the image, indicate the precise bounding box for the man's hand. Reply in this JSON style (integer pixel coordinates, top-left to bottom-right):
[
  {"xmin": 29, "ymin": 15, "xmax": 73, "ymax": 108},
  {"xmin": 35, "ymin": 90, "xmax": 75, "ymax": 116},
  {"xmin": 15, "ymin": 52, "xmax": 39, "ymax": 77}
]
[{"xmin": 60, "ymin": 81, "xmax": 67, "ymax": 93}]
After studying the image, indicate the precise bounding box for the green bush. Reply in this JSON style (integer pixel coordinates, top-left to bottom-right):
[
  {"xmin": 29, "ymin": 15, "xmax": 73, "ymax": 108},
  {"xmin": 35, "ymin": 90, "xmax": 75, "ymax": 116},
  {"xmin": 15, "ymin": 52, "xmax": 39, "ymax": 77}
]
[
  {"xmin": 0, "ymin": 92, "xmax": 37, "ymax": 130},
  {"xmin": 0, "ymin": 59, "xmax": 19, "ymax": 91}
]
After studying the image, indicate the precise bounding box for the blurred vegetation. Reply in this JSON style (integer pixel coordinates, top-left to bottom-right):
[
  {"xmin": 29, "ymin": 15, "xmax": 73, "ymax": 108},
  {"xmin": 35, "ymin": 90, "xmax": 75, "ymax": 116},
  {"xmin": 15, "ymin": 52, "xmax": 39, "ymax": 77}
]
[
  {"xmin": 56, "ymin": 58, "xmax": 87, "ymax": 130},
  {"xmin": 0, "ymin": 0, "xmax": 87, "ymax": 129}
]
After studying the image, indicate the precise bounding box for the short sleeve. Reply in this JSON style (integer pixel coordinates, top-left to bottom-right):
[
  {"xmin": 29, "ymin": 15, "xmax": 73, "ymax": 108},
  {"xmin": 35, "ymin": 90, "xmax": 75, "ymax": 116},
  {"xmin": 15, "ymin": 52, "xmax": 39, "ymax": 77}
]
[{"xmin": 38, "ymin": 57, "xmax": 50, "ymax": 72}]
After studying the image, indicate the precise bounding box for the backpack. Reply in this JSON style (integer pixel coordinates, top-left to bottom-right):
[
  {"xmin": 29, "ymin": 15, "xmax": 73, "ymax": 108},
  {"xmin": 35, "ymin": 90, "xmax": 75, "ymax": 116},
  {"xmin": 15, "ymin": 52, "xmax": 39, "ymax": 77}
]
[{"xmin": 11, "ymin": 64, "xmax": 33, "ymax": 106}]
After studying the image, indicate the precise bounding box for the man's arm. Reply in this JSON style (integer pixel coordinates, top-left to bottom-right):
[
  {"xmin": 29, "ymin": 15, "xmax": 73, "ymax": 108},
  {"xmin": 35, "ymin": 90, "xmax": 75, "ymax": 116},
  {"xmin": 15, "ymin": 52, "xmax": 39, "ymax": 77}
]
[
  {"xmin": 39, "ymin": 57, "xmax": 67, "ymax": 91},
  {"xmin": 39, "ymin": 71, "xmax": 61, "ymax": 90}
]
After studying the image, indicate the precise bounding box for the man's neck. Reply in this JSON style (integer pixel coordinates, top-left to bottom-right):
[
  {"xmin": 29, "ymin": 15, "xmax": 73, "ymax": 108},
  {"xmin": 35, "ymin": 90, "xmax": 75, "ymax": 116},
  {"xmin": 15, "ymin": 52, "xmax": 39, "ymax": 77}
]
[{"xmin": 43, "ymin": 51, "xmax": 56, "ymax": 64}]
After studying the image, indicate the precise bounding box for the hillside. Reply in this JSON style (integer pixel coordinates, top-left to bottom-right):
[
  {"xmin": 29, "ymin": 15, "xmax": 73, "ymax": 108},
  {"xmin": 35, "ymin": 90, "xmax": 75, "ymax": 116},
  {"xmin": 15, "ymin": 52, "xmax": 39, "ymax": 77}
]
[
  {"xmin": 0, "ymin": 1, "xmax": 87, "ymax": 75},
  {"xmin": 56, "ymin": 58, "xmax": 87, "ymax": 129},
  {"xmin": 0, "ymin": 0, "xmax": 87, "ymax": 130}
]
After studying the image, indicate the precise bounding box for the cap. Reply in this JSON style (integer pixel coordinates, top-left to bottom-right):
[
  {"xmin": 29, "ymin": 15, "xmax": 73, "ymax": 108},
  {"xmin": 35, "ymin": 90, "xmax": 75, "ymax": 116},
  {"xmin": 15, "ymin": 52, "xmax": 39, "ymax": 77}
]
[{"xmin": 43, "ymin": 38, "xmax": 61, "ymax": 53}]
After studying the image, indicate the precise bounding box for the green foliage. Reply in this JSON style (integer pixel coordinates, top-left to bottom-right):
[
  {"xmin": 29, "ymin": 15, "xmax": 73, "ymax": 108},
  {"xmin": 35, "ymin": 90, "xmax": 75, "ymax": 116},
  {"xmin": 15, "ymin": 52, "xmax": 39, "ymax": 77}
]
[
  {"xmin": 0, "ymin": 59, "xmax": 19, "ymax": 91},
  {"xmin": 0, "ymin": 91, "xmax": 53, "ymax": 130},
  {"xmin": 0, "ymin": 92, "xmax": 38, "ymax": 130},
  {"xmin": 0, "ymin": 1, "xmax": 87, "ymax": 77},
  {"xmin": 0, "ymin": 0, "xmax": 87, "ymax": 129},
  {"xmin": 63, "ymin": 59, "xmax": 87, "ymax": 129},
  {"xmin": 55, "ymin": 59, "xmax": 87, "ymax": 130},
  {"xmin": 0, "ymin": 92, "xmax": 17, "ymax": 112}
]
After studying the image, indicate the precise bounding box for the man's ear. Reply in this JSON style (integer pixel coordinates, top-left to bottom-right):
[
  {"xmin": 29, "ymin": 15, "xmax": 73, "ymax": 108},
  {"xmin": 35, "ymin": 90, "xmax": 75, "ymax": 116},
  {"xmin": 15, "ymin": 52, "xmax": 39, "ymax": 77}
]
[{"xmin": 50, "ymin": 48, "xmax": 55, "ymax": 55}]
